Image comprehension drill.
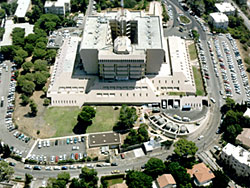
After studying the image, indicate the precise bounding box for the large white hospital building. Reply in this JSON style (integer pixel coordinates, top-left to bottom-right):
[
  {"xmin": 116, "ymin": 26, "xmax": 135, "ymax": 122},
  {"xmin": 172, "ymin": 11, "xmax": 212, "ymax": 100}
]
[{"xmin": 47, "ymin": 8, "xmax": 206, "ymax": 107}]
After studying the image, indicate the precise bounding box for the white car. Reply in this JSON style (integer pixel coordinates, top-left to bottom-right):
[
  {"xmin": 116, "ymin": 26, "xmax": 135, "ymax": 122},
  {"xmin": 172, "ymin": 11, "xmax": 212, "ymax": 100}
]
[
  {"xmin": 198, "ymin": 135, "xmax": 204, "ymax": 140},
  {"xmin": 54, "ymin": 166, "xmax": 60, "ymax": 170},
  {"xmin": 24, "ymin": 165, "xmax": 32, "ymax": 170},
  {"xmin": 69, "ymin": 165, "xmax": 77, "ymax": 169},
  {"xmin": 46, "ymin": 140, "xmax": 50, "ymax": 147},
  {"xmin": 45, "ymin": 166, "xmax": 52, "ymax": 171}
]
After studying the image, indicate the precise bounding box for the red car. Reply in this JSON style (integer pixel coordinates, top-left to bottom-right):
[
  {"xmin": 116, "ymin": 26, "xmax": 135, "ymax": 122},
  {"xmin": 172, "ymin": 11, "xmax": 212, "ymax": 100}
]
[
  {"xmin": 55, "ymin": 156, "xmax": 59, "ymax": 163},
  {"xmin": 120, "ymin": 153, "xmax": 125, "ymax": 159},
  {"xmin": 75, "ymin": 153, "xmax": 78, "ymax": 160}
]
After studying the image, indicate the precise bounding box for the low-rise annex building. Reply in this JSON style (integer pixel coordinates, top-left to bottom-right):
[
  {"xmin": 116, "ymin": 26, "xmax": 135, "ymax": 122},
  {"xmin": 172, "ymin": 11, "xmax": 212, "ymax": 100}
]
[
  {"xmin": 14, "ymin": 0, "xmax": 31, "ymax": 22},
  {"xmin": 215, "ymin": 2, "xmax": 236, "ymax": 16},
  {"xmin": 47, "ymin": 8, "xmax": 206, "ymax": 107},
  {"xmin": 44, "ymin": 0, "xmax": 71, "ymax": 15},
  {"xmin": 209, "ymin": 12, "xmax": 229, "ymax": 29},
  {"xmin": 221, "ymin": 143, "xmax": 250, "ymax": 177}
]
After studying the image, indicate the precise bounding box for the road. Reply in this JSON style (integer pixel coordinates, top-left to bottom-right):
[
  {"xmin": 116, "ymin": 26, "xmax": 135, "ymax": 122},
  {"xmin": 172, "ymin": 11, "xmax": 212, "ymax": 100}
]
[{"xmin": 228, "ymin": 0, "xmax": 250, "ymax": 31}]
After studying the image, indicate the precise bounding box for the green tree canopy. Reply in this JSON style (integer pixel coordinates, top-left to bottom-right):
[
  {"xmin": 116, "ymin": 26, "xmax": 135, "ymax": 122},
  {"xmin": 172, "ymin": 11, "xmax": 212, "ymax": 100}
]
[
  {"xmin": 0, "ymin": 9, "xmax": 6, "ymax": 19},
  {"xmin": 70, "ymin": 167, "xmax": 98, "ymax": 188},
  {"xmin": 126, "ymin": 171, "xmax": 153, "ymax": 188},
  {"xmin": 21, "ymin": 80, "xmax": 35, "ymax": 96},
  {"xmin": 22, "ymin": 61, "xmax": 33, "ymax": 73},
  {"xmin": 77, "ymin": 106, "xmax": 96, "ymax": 128},
  {"xmin": 166, "ymin": 162, "xmax": 192, "ymax": 187},
  {"xmin": 0, "ymin": 161, "xmax": 14, "ymax": 182},
  {"xmin": 174, "ymin": 139, "xmax": 198, "ymax": 158},
  {"xmin": 144, "ymin": 158, "xmax": 166, "ymax": 179},
  {"xmin": 33, "ymin": 72, "xmax": 48, "ymax": 89},
  {"xmin": 34, "ymin": 59, "xmax": 48, "ymax": 71},
  {"xmin": 33, "ymin": 48, "xmax": 47, "ymax": 60}
]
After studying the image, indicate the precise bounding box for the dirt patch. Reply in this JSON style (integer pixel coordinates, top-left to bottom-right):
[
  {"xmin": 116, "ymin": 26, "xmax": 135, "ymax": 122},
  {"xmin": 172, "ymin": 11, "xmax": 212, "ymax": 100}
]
[
  {"xmin": 87, "ymin": 147, "xmax": 109, "ymax": 161},
  {"xmin": 13, "ymin": 90, "xmax": 56, "ymax": 139}
]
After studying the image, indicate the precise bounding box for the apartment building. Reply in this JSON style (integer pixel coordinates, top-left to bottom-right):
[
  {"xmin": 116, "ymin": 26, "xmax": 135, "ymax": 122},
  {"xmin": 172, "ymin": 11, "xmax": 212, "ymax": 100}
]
[
  {"xmin": 221, "ymin": 143, "xmax": 250, "ymax": 177},
  {"xmin": 215, "ymin": 2, "xmax": 236, "ymax": 16}
]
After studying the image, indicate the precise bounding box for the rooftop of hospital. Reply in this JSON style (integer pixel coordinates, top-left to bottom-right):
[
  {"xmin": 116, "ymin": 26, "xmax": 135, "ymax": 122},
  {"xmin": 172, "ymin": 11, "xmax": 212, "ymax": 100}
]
[{"xmin": 80, "ymin": 9, "xmax": 163, "ymax": 52}]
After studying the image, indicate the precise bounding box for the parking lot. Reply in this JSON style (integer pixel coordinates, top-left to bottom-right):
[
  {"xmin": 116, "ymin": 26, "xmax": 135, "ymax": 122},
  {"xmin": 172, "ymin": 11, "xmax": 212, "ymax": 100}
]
[
  {"xmin": 0, "ymin": 61, "xmax": 33, "ymax": 158},
  {"xmin": 28, "ymin": 136, "xmax": 87, "ymax": 164},
  {"xmin": 212, "ymin": 34, "xmax": 248, "ymax": 103}
]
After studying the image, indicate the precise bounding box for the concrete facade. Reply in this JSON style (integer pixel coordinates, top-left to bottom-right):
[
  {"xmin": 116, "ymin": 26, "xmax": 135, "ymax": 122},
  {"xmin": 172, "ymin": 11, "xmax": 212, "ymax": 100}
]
[
  {"xmin": 221, "ymin": 143, "xmax": 250, "ymax": 177},
  {"xmin": 47, "ymin": 9, "xmax": 204, "ymax": 106},
  {"xmin": 209, "ymin": 12, "xmax": 229, "ymax": 29},
  {"xmin": 44, "ymin": 0, "xmax": 71, "ymax": 15},
  {"xmin": 14, "ymin": 0, "xmax": 31, "ymax": 21}
]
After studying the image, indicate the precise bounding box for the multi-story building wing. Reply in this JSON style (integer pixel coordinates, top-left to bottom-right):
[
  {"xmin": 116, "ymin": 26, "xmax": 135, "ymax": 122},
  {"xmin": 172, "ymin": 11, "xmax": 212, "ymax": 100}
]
[{"xmin": 221, "ymin": 143, "xmax": 250, "ymax": 177}]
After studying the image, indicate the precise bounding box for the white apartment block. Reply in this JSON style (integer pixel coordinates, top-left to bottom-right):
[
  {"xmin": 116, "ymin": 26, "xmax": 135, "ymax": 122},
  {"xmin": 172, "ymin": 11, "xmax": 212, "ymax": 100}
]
[
  {"xmin": 44, "ymin": 0, "xmax": 71, "ymax": 15},
  {"xmin": 47, "ymin": 9, "xmax": 207, "ymax": 107},
  {"xmin": 215, "ymin": 2, "xmax": 236, "ymax": 16},
  {"xmin": 209, "ymin": 12, "xmax": 229, "ymax": 29},
  {"xmin": 221, "ymin": 143, "xmax": 250, "ymax": 177}
]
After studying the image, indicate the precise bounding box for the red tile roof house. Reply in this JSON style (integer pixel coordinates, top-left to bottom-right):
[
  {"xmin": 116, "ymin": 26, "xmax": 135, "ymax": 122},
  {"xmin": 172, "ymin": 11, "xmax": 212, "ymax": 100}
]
[
  {"xmin": 153, "ymin": 174, "xmax": 177, "ymax": 188},
  {"xmin": 187, "ymin": 163, "xmax": 215, "ymax": 187}
]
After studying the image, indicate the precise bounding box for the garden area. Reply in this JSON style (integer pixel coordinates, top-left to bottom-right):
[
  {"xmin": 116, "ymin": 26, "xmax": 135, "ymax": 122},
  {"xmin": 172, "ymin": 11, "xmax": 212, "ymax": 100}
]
[
  {"xmin": 179, "ymin": 15, "xmax": 190, "ymax": 24},
  {"xmin": 188, "ymin": 43, "xmax": 198, "ymax": 61},
  {"xmin": 192, "ymin": 66, "xmax": 205, "ymax": 96}
]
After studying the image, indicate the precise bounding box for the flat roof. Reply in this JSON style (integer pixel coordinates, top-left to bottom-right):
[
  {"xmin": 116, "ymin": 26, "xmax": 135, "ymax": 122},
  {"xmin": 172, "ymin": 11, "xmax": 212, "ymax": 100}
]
[
  {"xmin": 215, "ymin": 2, "xmax": 235, "ymax": 13},
  {"xmin": 209, "ymin": 12, "xmax": 228, "ymax": 23},
  {"xmin": 88, "ymin": 132, "xmax": 121, "ymax": 147},
  {"xmin": 15, "ymin": 0, "xmax": 31, "ymax": 18},
  {"xmin": 0, "ymin": 20, "xmax": 34, "ymax": 46},
  {"xmin": 222, "ymin": 143, "xmax": 250, "ymax": 167},
  {"xmin": 45, "ymin": 0, "xmax": 70, "ymax": 7},
  {"xmin": 80, "ymin": 9, "xmax": 163, "ymax": 52}
]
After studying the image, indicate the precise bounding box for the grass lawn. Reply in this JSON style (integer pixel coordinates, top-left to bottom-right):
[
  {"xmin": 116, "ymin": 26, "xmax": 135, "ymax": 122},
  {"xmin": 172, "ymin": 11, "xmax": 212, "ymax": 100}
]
[
  {"xmin": 44, "ymin": 107, "xmax": 80, "ymax": 137},
  {"xmin": 180, "ymin": 15, "xmax": 190, "ymax": 24},
  {"xmin": 107, "ymin": 178, "xmax": 124, "ymax": 187},
  {"xmin": 168, "ymin": 92, "xmax": 186, "ymax": 96},
  {"xmin": 86, "ymin": 106, "xmax": 120, "ymax": 133},
  {"xmin": 192, "ymin": 66, "xmax": 205, "ymax": 96},
  {"xmin": 188, "ymin": 43, "xmax": 198, "ymax": 60}
]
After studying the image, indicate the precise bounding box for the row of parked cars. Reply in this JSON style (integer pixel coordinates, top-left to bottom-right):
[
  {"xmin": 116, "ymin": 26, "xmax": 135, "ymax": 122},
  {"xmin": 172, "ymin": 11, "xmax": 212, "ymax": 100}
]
[
  {"xmin": 207, "ymin": 40, "xmax": 219, "ymax": 78},
  {"xmin": 197, "ymin": 39, "xmax": 210, "ymax": 82},
  {"xmin": 221, "ymin": 40, "xmax": 241, "ymax": 95},
  {"xmin": 213, "ymin": 36, "xmax": 233, "ymax": 98},
  {"xmin": 27, "ymin": 152, "xmax": 87, "ymax": 163},
  {"xmin": 226, "ymin": 33, "xmax": 250, "ymax": 103}
]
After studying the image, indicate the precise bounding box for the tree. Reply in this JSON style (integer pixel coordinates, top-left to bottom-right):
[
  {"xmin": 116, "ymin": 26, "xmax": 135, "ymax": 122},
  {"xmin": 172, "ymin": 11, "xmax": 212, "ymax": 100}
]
[
  {"xmin": 24, "ymin": 173, "xmax": 33, "ymax": 188},
  {"xmin": 15, "ymin": 49, "xmax": 28, "ymax": 59},
  {"xmin": 25, "ymin": 33, "xmax": 39, "ymax": 44},
  {"xmin": 70, "ymin": 167, "xmax": 98, "ymax": 188},
  {"xmin": 114, "ymin": 105, "xmax": 138, "ymax": 131},
  {"xmin": 122, "ymin": 124, "xmax": 149, "ymax": 148},
  {"xmin": 174, "ymin": 139, "xmax": 198, "ymax": 158},
  {"xmin": 144, "ymin": 158, "xmax": 165, "ymax": 179},
  {"xmin": 24, "ymin": 43, "xmax": 35, "ymax": 56},
  {"xmin": 211, "ymin": 170, "xmax": 230, "ymax": 188},
  {"xmin": 42, "ymin": 86, "xmax": 48, "ymax": 95},
  {"xmin": 166, "ymin": 162, "xmax": 192, "ymax": 187},
  {"xmin": 33, "ymin": 72, "xmax": 48, "ymax": 89},
  {"xmin": 22, "ymin": 62, "xmax": 33, "ymax": 73},
  {"xmin": 0, "ymin": 9, "xmax": 6, "ymax": 19},
  {"xmin": 126, "ymin": 171, "xmax": 153, "ymax": 188},
  {"xmin": 20, "ymin": 93, "xmax": 30, "ymax": 106},
  {"xmin": 29, "ymin": 99, "xmax": 38, "ymax": 116},
  {"xmin": 57, "ymin": 172, "xmax": 70, "ymax": 183},
  {"xmin": 35, "ymin": 41, "xmax": 46, "ymax": 49},
  {"xmin": 223, "ymin": 124, "xmax": 242, "ymax": 143},
  {"xmin": 0, "ymin": 161, "xmax": 14, "ymax": 182},
  {"xmin": 46, "ymin": 49, "xmax": 57, "ymax": 64},
  {"xmin": 13, "ymin": 56, "xmax": 24, "ymax": 67},
  {"xmin": 34, "ymin": 59, "xmax": 48, "ymax": 71},
  {"xmin": 33, "ymin": 48, "xmax": 47, "ymax": 60},
  {"xmin": 21, "ymin": 80, "xmax": 35, "ymax": 96},
  {"xmin": 44, "ymin": 98, "xmax": 50, "ymax": 106},
  {"xmin": 77, "ymin": 106, "xmax": 96, "ymax": 126},
  {"xmin": 2, "ymin": 144, "xmax": 11, "ymax": 158}
]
